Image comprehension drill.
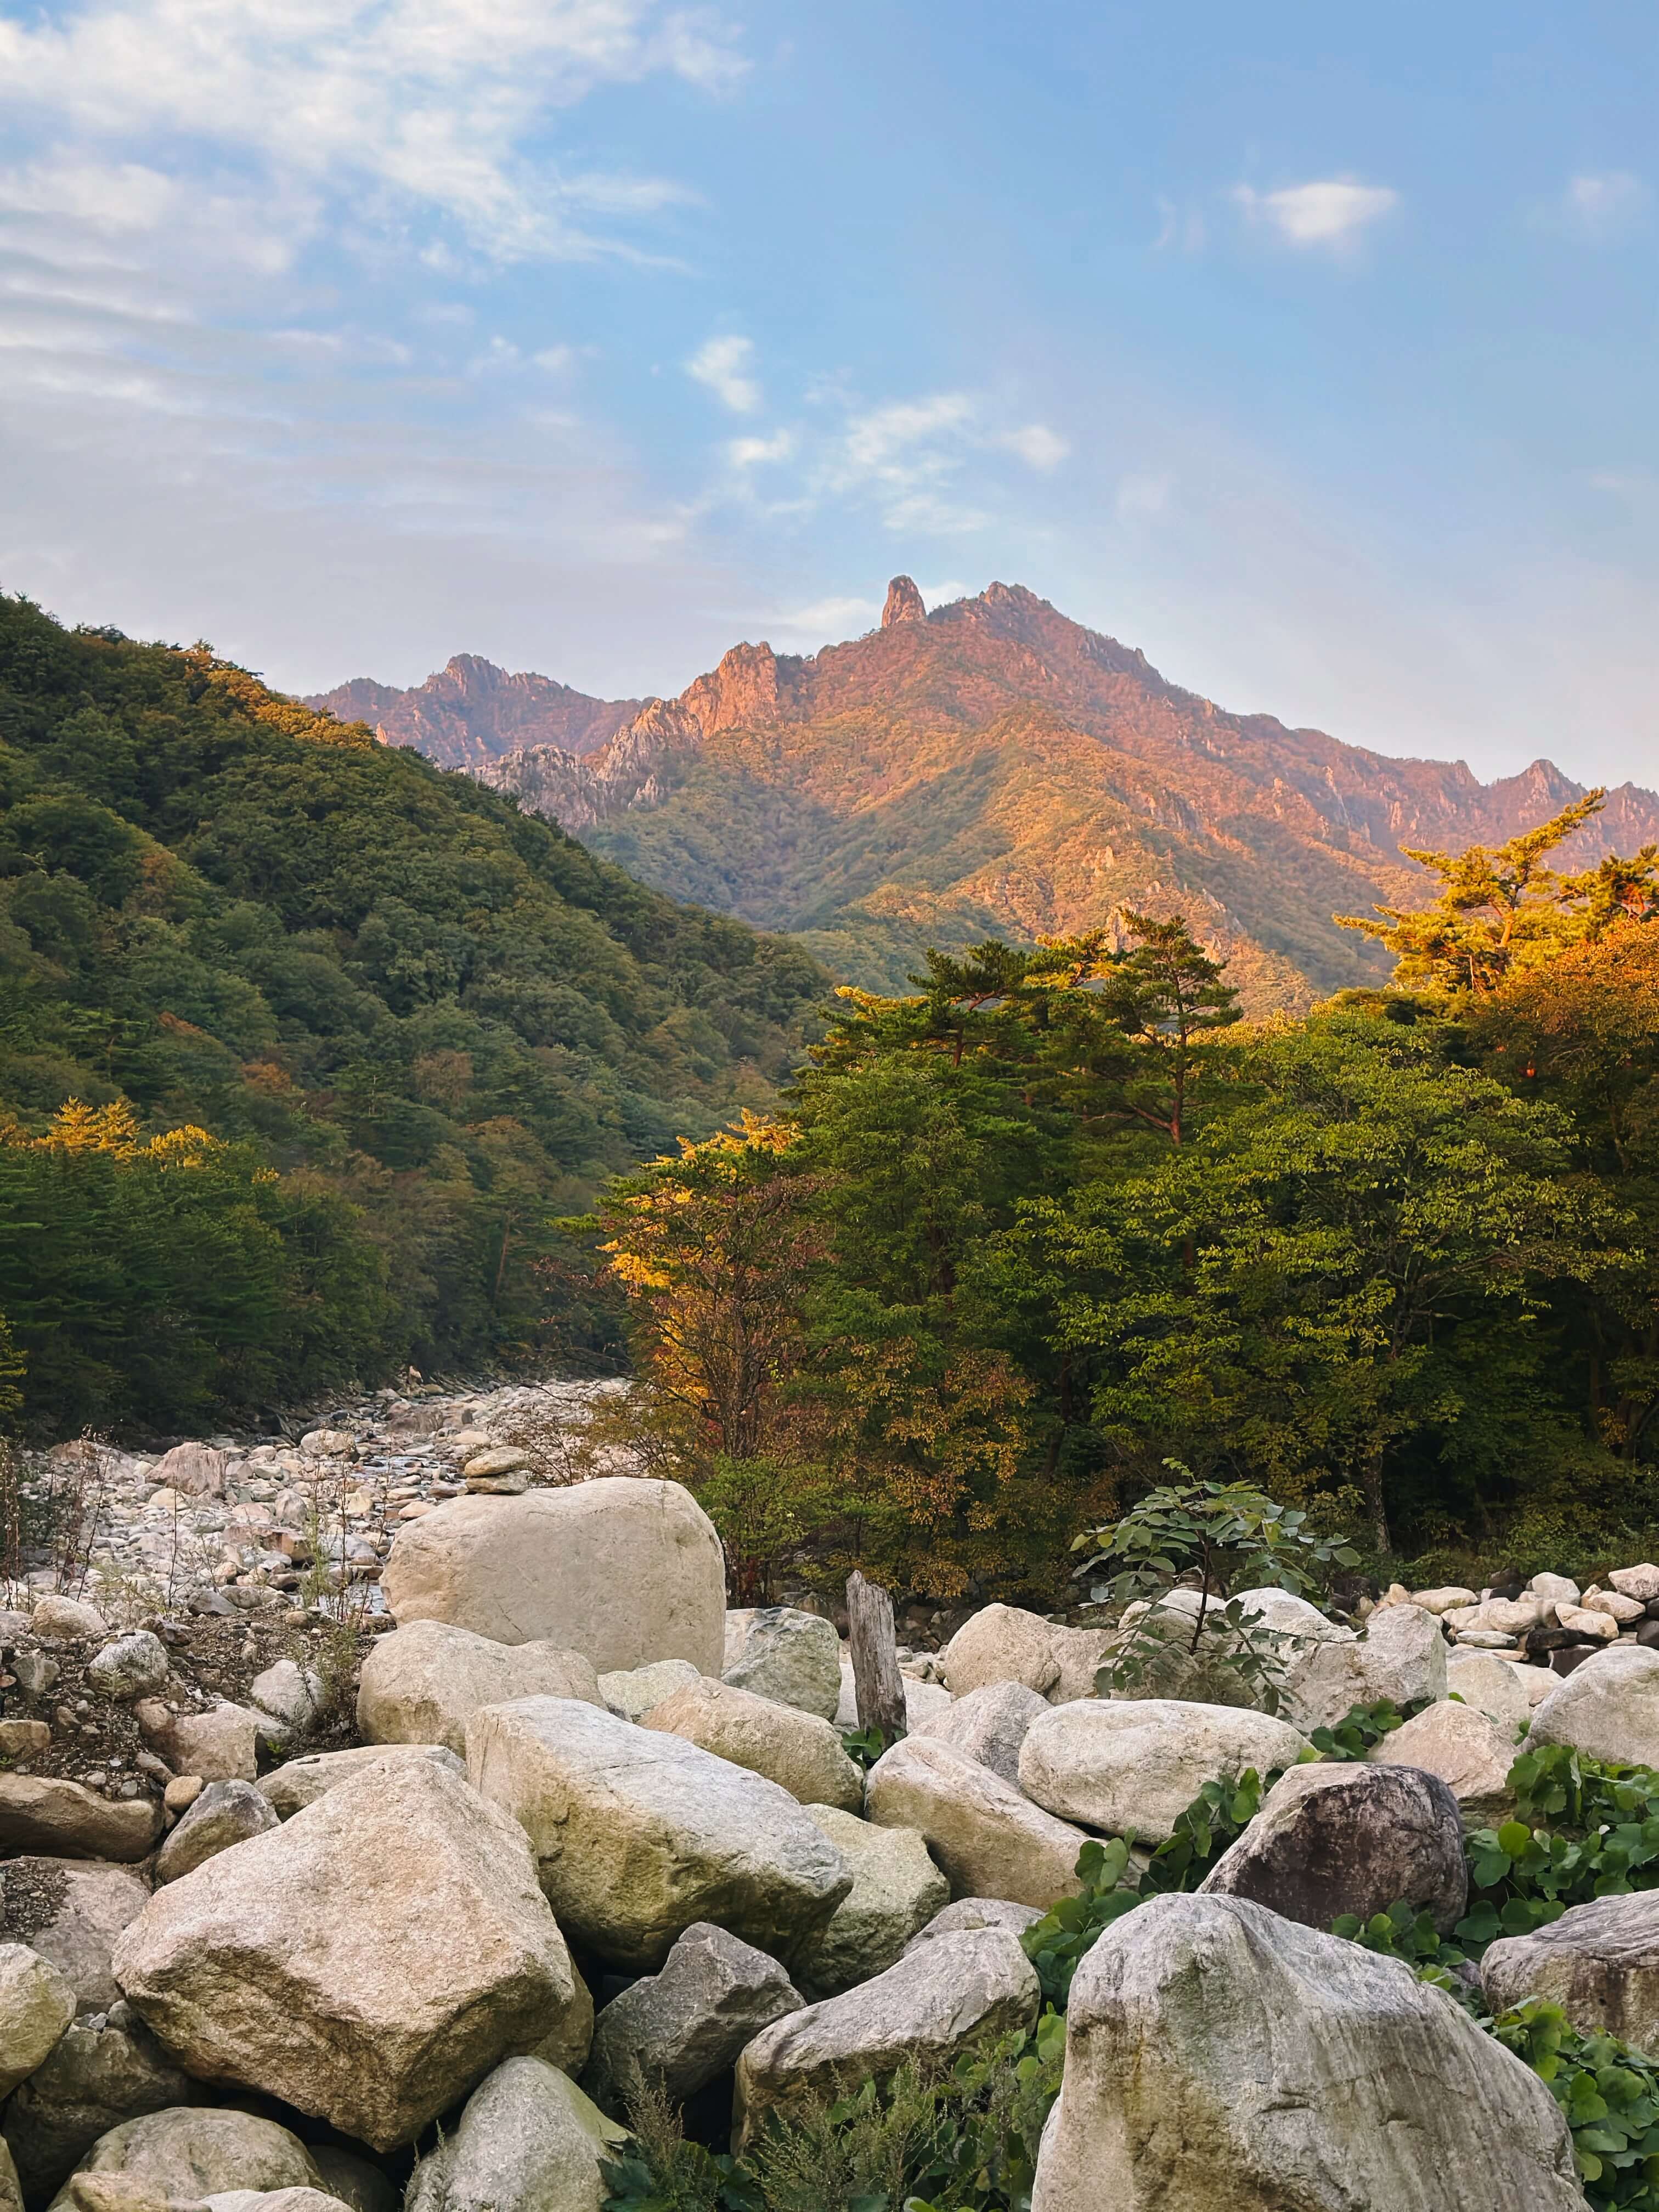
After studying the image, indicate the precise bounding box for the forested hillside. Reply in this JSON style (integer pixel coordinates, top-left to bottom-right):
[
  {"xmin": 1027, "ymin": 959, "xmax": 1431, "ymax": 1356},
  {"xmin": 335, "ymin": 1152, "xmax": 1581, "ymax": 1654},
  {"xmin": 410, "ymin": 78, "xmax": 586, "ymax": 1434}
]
[{"xmin": 0, "ymin": 595, "xmax": 825, "ymax": 1436}]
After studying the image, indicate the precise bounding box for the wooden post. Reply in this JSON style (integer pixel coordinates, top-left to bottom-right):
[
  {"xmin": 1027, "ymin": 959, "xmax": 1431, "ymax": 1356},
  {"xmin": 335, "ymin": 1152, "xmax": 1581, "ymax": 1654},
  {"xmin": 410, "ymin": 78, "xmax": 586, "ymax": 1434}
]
[{"xmin": 847, "ymin": 1570, "xmax": 907, "ymax": 1744}]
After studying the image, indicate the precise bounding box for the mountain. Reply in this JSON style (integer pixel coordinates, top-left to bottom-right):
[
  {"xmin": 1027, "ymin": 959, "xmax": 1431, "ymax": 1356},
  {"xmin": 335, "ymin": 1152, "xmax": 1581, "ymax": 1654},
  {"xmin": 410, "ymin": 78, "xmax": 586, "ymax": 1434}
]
[
  {"xmin": 0, "ymin": 595, "xmax": 825, "ymax": 1431},
  {"xmin": 304, "ymin": 653, "xmax": 642, "ymax": 770},
  {"xmin": 477, "ymin": 579, "xmax": 1659, "ymax": 1008}
]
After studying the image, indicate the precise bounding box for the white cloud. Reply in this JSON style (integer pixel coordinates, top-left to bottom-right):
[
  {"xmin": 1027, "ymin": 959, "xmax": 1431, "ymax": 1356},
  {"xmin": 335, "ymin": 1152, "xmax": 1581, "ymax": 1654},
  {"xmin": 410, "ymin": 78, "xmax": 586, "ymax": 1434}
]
[
  {"xmin": 844, "ymin": 392, "xmax": 975, "ymax": 472},
  {"xmin": 1116, "ymin": 471, "xmax": 1172, "ymax": 520},
  {"xmin": 687, "ymin": 334, "xmax": 760, "ymax": 413},
  {"xmin": 1562, "ymin": 172, "xmax": 1649, "ymax": 237},
  {"xmin": 1233, "ymin": 178, "xmax": 1399, "ymax": 249},
  {"xmin": 1153, "ymin": 198, "xmax": 1206, "ymax": 254},
  {"xmin": 999, "ymin": 422, "xmax": 1069, "ymax": 472},
  {"xmin": 728, "ymin": 429, "xmax": 795, "ymax": 467}
]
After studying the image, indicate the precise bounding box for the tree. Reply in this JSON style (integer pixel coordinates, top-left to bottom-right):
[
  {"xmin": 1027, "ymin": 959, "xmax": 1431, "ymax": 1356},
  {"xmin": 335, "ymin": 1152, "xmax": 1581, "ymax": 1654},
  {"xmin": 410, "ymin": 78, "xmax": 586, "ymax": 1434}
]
[{"xmin": 1335, "ymin": 791, "xmax": 1659, "ymax": 993}]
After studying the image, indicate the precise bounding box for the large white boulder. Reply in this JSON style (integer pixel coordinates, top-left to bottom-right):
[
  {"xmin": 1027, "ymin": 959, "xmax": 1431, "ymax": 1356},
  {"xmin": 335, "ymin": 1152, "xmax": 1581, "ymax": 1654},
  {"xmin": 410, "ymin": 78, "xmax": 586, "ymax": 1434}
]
[
  {"xmin": 0, "ymin": 1780, "xmax": 161, "ymax": 1864},
  {"xmin": 46, "ymin": 2111, "xmax": 321, "ymax": 2212},
  {"xmin": 1483, "ymin": 1891, "xmax": 1659, "ymax": 2048},
  {"xmin": 1018, "ymin": 1700, "xmax": 1307, "ymax": 1845},
  {"xmin": 723, "ymin": 1609, "xmax": 842, "ymax": 1719},
  {"xmin": 733, "ymin": 1929, "xmax": 1039, "ymax": 2149},
  {"xmin": 380, "ymin": 1478, "xmax": 726, "ymax": 1673},
  {"xmin": 1368, "ymin": 1700, "xmax": 1518, "ymax": 1822},
  {"xmin": 1445, "ymin": 1648, "xmax": 1534, "ymax": 1731},
  {"xmin": 405, "ymin": 2057, "xmax": 624, "ymax": 2212},
  {"xmin": 357, "ymin": 1620, "xmax": 603, "ymax": 1755},
  {"xmin": 1031, "ymin": 1894, "xmax": 1583, "ymax": 2212},
  {"xmin": 865, "ymin": 1735, "xmax": 1087, "ymax": 1909},
  {"xmin": 465, "ymin": 1696, "xmax": 851, "ymax": 1972},
  {"xmin": 1526, "ymin": 1644, "xmax": 1659, "ymax": 1767},
  {"xmin": 911, "ymin": 1680, "xmax": 1048, "ymax": 1787},
  {"xmin": 112, "ymin": 1757, "xmax": 582, "ymax": 2149},
  {"xmin": 639, "ymin": 1676, "xmax": 864, "ymax": 1813},
  {"xmin": 938, "ymin": 1606, "xmax": 1114, "ymax": 1703},
  {"xmin": 788, "ymin": 1804, "xmax": 949, "ymax": 1997},
  {"xmin": 257, "ymin": 1744, "xmax": 465, "ymax": 1819},
  {"xmin": 1278, "ymin": 1601, "xmax": 1447, "ymax": 1733}
]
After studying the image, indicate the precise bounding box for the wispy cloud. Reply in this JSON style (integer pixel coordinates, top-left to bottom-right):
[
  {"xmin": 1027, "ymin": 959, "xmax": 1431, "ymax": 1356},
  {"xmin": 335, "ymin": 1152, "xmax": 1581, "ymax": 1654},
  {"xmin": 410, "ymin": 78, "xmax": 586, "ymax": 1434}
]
[
  {"xmin": 1561, "ymin": 172, "xmax": 1649, "ymax": 239},
  {"xmin": 1233, "ymin": 178, "xmax": 1399, "ymax": 250},
  {"xmin": 728, "ymin": 429, "xmax": 795, "ymax": 467},
  {"xmin": 687, "ymin": 334, "xmax": 761, "ymax": 413},
  {"xmin": 998, "ymin": 423, "xmax": 1070, "ymax": 472}
]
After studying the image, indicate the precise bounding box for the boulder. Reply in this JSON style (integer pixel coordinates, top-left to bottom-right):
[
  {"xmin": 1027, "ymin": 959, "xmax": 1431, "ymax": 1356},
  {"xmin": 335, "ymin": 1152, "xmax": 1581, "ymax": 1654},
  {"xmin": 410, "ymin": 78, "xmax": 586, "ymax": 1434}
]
[
  {"xmin": 1018, "ymin": 1700, "xmax": 1306, "ymax": 1846},
  {"xmin": 0, "ymin": 1780, "xmax": 161, "ymax": 1864},
  {"xmin": 257, "ymin": 1743, "xmax": 465, "ymax": 1818},
  {"xmin": 1483, "ymin": 1889, "xmax": 1659, "ymax": 2047},
  {"xmin": 0, "ymin": 1861, "xmax": 151, "ymax": 2013},
  {"xmin": 527, "ymin": 1962, "xmax": 595, "ymax": 2079},
  {"xmin": 1278, "ymin": 1601, "xmax": 1447, "ymax": 1733},
  {"xmin": 1198, "ymin": 1762, "xmax": 1467, "ymax": 1933},
  {"xmin": 246, "ymin": 1661, "xmax": 321, "ymax": 1731},
  {"xmin": 2, "ymin": 2003, "xmax": 205, "ymax": 2203},
  {"xmin": 787, "ymin": 1804, "xmax": 948, "ymax": 1996},
  {"xmin": 154, "ymin": 1781, "xmax": 279, "ymax": 1884},
  {"xmin": 1443, "ymin": 1596, "xmax": 1547, "ymax": 1639},
  {"xmin": 86, "ymin": 1637, "xmax": 171, "ymax": 1702},
  {"xmin": 1368, "ymin": 1700, "xmax": 1518, "ymax": 1821},
  {"xmin": 31, "ymin": 1599, "xmax": 110, "ymax": 1643},
  {"xmin": 1030, "ymin": 1893, "xmax": 1582, "ymax": 2212},
  {"xmin": 1229, "ymin": 1587, "xmax": 1353, "ymax": 1641},
  {"xmin": 1555, "ymin": 1604, "xmax": 1620, "ymax": 1643},
  {"xmin": 0, "ymin": 1943, "xmax": 77, "ymax": 2097},
  {"xmin": 466, "ymin": 1696, "xmax": 851, "ymax": 1972},
  {"xmin": 640, "ymin": 1677, "xmax": 864, "ymax": 1813},
  {"xmin": 300, "ymin": 1429, "xmax": 354, "ymax": 1458},
  {"xmin": 833, "ymin": 1669, "xmax": 954, "ymax": 1733},
  {"xmin": 307, "ymin": 2151, "xmax": 396, "ymax": 2212},
  {"xmin": 906, "ymin": 1897, "xmax": 1043, "ymax": 1951},
  {"xmin": 911, "ymin": 1680, "xmax": 1047, "ymax": 1788},
  {"xmin": 733, "ymin": 1929, "xmax": 1039, "ymax": 2149},
  {"xmin": 357, "ymin": 1620, "xmax": 604, "ymax": 1756},
  {"xmin": 721, "ymin": 1609, "xmax": 842, "ymax": 1720},
  {"xmin": 1610, "ymin": 1565, "xmax": 1659, "ymax": 1604},
  {"xmin": 938, "ymin": 1605, "xmax": 1114, "ymax": 1704},
  {"xmin": 582, "ymin": 1922, "xmax": 802, "ymax": 2115},
  {"xmin": 46, "ymin": 2111, "xmax": 321, "ymax": 2212},
  {"xmin": 596, "ymin": 1660, "xmax": 700, "ymax": 1723},
  {"xmin": 381, "ymin": 1479, "xmax": 725, "ymax": 1673},
  {"xmin": 1410, "ymin": 1586, "xmax": 1479, "ymax": 1615},
  {"xmin": 865, "ymin": 1735, "xmax": 1087, "ymax": 1909},
  {"xmin": 1530, "ymin": 1572, "xmax": 1582, "ymax": 1605},
  {"xmin": 204, "ymin": 2192, "xmax": 352, "ymax": 2212},
  {"xmin": 1586, "ymin": 1588, "xmax": 1649, "ymax": 1624},
  {"xmin": 136, "ymin": 1705, "xmax": 261, "ymax": 1785},
  {"xmin": 1, "ymin": 2139, "xmax": 20, "ymax": 2212},
  {"xmin": 1445, "ymin": 1647, "xmax": 1533, "ymax": 1731},
  {"xmin": 149, "ymin": 1444, "xmax": 229, "ymax": 1498},
  {"xmin": 112, "ymin": 1758, "xmax": 582, "ymax": 2150},
  {"xmin": 406, "ymin": 2058, "xmax": 624, "ymax": 2212},
  {"xmin": 1526, "ymin": 1644, "xmax": 1659, "ymax": 1766}
]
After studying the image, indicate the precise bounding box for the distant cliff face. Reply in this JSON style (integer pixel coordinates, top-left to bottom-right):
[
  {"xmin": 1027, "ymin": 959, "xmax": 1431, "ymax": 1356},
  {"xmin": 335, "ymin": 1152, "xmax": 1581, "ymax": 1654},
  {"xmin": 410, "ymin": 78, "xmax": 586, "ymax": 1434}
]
[
  {"xmin": 475, "ymin": 578, "xmax": 1659, "ymax": 1009},
  {"xmin": 304, "ymin": 654, "xmax": 641, "ymax": 770}
]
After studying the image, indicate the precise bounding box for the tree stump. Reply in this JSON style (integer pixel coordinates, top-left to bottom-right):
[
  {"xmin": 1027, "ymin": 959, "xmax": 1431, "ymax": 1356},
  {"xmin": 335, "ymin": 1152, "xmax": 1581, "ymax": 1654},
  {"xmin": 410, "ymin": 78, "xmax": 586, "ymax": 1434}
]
[{"xmin": 847, "ymin": 1570, "xmax": 907, "ymax": 1743}]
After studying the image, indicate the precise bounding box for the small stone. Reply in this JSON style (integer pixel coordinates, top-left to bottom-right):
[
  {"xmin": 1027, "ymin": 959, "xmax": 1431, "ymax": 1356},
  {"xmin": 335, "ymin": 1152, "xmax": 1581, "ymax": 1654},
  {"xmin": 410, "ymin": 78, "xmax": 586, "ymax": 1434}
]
[
  {"xmin": 0, "ymin": 1718, "xmax": 52, "ymax": 1758},
  {"xmin": 1408, "ymin": 1587, "xmax": 1479, "ymax": 1614},
  {"xmin": 300, "ymin": 1430, "xmax": 356, "ymax": 1458},
  {"xmin": 461, "ymin": 1448, "xmax": 530, "ymax": 1481},
  {"xmin": 150, "ymin": 1443, "xmax": 231, "ymax": 1498},
  {"xmin": 1455, "ymin": 1629, "xmax": 1518, "ymax": 1650},
  {"xmin": 163, "ymin": 1776, "xmax": 204, "ymax": 1815},
  {"xmin": 86, "ymin": 1635, "xmax": 171, "ymax": 1702}
]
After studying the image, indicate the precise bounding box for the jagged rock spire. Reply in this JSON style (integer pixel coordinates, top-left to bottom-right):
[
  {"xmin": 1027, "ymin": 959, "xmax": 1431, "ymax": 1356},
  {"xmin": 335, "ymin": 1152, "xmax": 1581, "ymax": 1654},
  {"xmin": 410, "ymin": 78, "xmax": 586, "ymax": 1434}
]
[{"xmin": 882, "ymin": 575, "xmax": 926, "ymax": 627}]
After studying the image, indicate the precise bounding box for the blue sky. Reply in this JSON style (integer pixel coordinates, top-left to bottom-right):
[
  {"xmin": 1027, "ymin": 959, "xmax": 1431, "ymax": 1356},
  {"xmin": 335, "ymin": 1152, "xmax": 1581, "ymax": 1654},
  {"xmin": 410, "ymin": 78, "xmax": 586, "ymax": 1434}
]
[{"xmin": 0, "ymin": 1, "xmax": 1655, "ymax": 783}]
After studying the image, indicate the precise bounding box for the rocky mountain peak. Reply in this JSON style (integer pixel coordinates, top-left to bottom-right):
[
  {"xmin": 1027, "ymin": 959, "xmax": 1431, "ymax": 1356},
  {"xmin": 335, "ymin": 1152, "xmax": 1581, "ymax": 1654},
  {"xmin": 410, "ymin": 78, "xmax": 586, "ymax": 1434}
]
[{"xmin": 882, "ymin": 575, "xmax": 927, "ymax": 627}]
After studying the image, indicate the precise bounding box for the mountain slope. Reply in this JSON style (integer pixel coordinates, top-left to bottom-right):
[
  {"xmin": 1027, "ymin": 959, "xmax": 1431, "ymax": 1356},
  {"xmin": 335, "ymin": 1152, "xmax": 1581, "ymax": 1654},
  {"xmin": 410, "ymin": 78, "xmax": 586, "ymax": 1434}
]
[
  {"xmin": 0, "ymin": 595, "xmax": 825, "ymax": 1429},
  {"xmin": 481, "ymin": 580, "xmax": 1659, "ymax": 1007},
  {"xmin": 305, "ymin": 653, "xmax": 642, "ymax": 769}
]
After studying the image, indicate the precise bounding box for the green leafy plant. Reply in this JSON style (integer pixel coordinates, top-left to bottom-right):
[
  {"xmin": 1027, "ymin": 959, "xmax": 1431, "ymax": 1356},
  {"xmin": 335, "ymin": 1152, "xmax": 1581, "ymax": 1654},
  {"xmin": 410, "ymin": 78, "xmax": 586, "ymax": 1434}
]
[
  {"xmin": 1492, "ymin": 1998, "xmax": 1659, "ymax": 2208},
  {"xmin": 1143, "ymin": 1765, "xmax": 1287, "ymax": 1889},
  {"xmin": 1456, "ymin": 1748, "xmax": 1659, "ymax": 1953},
  {"xmin": 1075, "ymin": 1467, "xmax": 1358, "ymax": 1712},
  {"xmin": 1307, "ymin": 1697, "xmax": 1427, "ymax": 1761},
  {"xmin": 840, "ymin": 1725, "xmax": 891, "ymax": 1774}
]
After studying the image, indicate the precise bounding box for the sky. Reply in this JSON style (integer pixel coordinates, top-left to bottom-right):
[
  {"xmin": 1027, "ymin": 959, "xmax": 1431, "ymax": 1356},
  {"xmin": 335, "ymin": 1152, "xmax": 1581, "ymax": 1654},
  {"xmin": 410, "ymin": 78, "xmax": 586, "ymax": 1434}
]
[{"xmin": 0, "ymin": 1, "xmax": 1655, "ymax": 786}]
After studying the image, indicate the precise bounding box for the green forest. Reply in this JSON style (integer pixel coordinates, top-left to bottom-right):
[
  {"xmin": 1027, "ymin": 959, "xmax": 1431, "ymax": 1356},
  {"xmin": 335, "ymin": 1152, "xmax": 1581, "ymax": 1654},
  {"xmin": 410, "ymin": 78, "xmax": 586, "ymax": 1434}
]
[
  {"xmin": 0, "ymin": 594, "xmax": 825, "ymax": 1435},
  {"xmin": 594, "ymin": 806, "xmax": 1659, "ymax": 1592}
]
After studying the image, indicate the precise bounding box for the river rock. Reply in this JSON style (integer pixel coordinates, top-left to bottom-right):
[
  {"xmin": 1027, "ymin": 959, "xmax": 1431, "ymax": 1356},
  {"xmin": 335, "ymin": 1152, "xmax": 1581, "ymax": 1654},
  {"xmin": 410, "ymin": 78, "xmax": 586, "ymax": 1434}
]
[
  {"xmin": 1198, "ymin": 1762, "xmax": 1467, "ymax": 1932},
  {"xmin": 381, "ymin": 1478, "xmax": 725, "ymax": 1673},
  {"xmin": 1610, "ymin": 1565, "xmax": 1659, "ymax": 1604},
  {"xmin": 0, "ymin": 1861, "xmax": 152, "ymax": 2014},
  {"xmin": 640, "ymin": 1677, "xmax": 864, "ymax": 1812},
  {"xmin": 0, "ymin": 1780, "xmax": 161, "ymax": 1864},
  {"xmin": 406, "ymin": 2057, "xmax": 624, "ymax": 2212},
  {"xmin": 0, "ymin": 1943, "xmax": 77, "ymax": 2097},
  {"xmin": 911, "ymin": 1680, "xmax": 1048, "ymax": 1787},
  {"xmin": 1018, "ymin": 1700, "xmax": 1306, "ymax": 1845},
  {"xmin": 257, "ymin": 1743, "xmax": 465, "ymax": 1818},
  {"xmin": 85, "ymin": 1637, "xmax": 171, "ymax": 1702},
  {"xmin": 582, "ymin": 1922, "xmax": 802, "ymax": 2114},
  {"xmin": 721, "ymin": 1609, "xmax": 842, "ymax": 1719},
  {"xmin": 154, "ymin": 1781, "xmax": 279, "ymax": 1884},
  {"xmin": 787, "ymin": 1804, "xmax": 948, "ymax": 1996},
  {"xmin": 1443, "ymin": 1596, "xmax": 1547, "ymax": 1639},
  {"xmin": 1444, "ymin": 1647, "xmax": 1533, "ymax": 1731},
  {"xmin": 733, "ymin": 1929, "xmax": 1039, "ymax": 2149},
  {"xmin": 1278, "ymin": 1601, "xmax": 1448, "ymax": 1733},
  {"xmin": 112, "ymin": 1757, "xmax": 582, "ymax": 2150},
  {"xmin": 246, "ymin": 1661, "xmax": 321, "ymax": 1731},
  {"xmin": 865, "ymin": 1735, "xmax": 1087, "ymax": 1909},
  {"xmin": 46, "ymin": 2111, "xmax": 321, "ymax": 2212},
  {"xmin": 357, "ymin": 1620, "xmax": 603, "ymax": 1755},
  {"xmin": 596, "ymin": 1660, "xmax": 700, "ymax": 1723},
  {"xmin": 1483, "ymin": 1890, "xmax": 1659, "ymax": 2047},
  {"xmin": 136, "ymin": 1704, "xmax": 261, "ymax": 1785},
  {"xmin": 465, "ymin": 1696, "xmax": 851, "ymax": 1971},
  {"xmin": 149, "ymin": 1444, "xmax": 230, "ymax": 1498},
  {"xmin": 31, "ymin": 1599, "xmax": 110, "ymax": 1643},
  {"xmin": 1585, "ymin": 1589, "xmax": 1647, "ymax": 1624},
  {"xmin": 1368, "ymin": 1700, "xmax": 1517, "ymax": 1821},
  {"xmin": 1, "ymin": 2002, "xmax": 206, "ymax": 2202},
  {"xmin": 1030, "ymin": 1893, "xmax": 1582, "ymax": 2212},
  {"xmin": 906, "ymin": 1897, "xmax": 1044, "ymax": 1950},
  {"xmin": 1526, "ymin": 1644, "xmax": 1659, "ymax": 1766},
  {"xmin": 938, "ymin": 1606, "xmax": 1114, "ymax": 1703}
]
